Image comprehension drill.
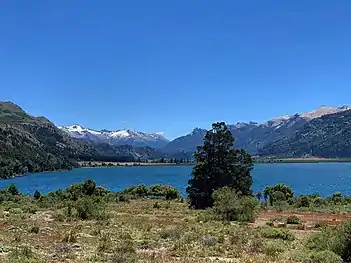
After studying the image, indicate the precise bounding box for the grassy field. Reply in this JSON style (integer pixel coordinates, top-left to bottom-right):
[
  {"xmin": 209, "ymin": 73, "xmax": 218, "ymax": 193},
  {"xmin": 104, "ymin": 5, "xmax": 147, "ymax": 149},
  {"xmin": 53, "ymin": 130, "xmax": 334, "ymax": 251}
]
[{"xmin": 0, "ymin": 196, "xmax": 349, "ymax": 263}]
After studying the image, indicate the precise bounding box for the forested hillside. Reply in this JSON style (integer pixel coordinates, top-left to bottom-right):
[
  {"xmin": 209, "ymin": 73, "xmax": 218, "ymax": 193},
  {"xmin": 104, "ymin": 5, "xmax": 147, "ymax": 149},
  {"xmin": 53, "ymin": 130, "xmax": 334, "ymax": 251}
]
[
  {"xmin": 0, "ymin": 102, "xmax": 164, "ymax": 178},
  {"xmin": 259, "ymin": 110, "xmax": 351, "ymax": 158}
]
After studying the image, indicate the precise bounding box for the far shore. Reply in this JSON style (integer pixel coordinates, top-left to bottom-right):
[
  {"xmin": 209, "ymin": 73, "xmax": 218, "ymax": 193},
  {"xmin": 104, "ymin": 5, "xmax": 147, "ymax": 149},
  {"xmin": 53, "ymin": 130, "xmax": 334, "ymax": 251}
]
[
  {"xmin": 78, "ymin": 161, "xmax": 193, "ymax": 167},
  {"xmin": 79, "ymin": 157, "xmax": 351, "ymax": 168},
  {"xmin": 256, "ymin": 157, "xmax": 351, "ymax": 163}
]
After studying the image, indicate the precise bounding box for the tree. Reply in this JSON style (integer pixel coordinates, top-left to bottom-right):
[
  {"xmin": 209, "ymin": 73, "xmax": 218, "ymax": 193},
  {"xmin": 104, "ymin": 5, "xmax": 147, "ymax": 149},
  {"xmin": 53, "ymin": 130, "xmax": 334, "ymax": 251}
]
[
  {"xmin": 186, "ymin": 122, "xmax": 254, "ymax": 209},
  {"xmin": 8, "ymin": 184, "xmax": 19, "ymax": 196},
  {"xmin": 34, "ymin": 189, "xmax": 41, "ymax": 200},
  {"xmin": 82, "ymin": 179, "xmax": 96, "ymax": 196},
  {"xmin": 264, "ymin": 184, "xmax": 293, "ymax": 206}
]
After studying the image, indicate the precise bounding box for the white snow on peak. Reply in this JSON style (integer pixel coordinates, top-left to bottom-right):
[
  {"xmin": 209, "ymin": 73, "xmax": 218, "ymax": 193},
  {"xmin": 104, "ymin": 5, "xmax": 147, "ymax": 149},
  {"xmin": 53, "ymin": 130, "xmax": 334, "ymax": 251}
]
[
  {"xmin": 259, "ymin": 106, "xmax": 351, "ymax": 128},
  {"xmin": 299, "ymin": 106, "xmax": 351, "ymax": 120},
  {"xmin": 58, "ymin": 125, "xmax": 169, "ymax": 147},
  {"xmin": 109, "ymin": 130, "xmax": 130, "ymax": 138},
  {"xmin": 272, "ymin": 115, "xmax": 290, "ymax": 122}
]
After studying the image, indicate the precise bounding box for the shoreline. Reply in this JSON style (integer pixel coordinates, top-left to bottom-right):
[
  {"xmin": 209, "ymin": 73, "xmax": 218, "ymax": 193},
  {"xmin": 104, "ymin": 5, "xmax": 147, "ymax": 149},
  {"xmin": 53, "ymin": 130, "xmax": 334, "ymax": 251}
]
[
  {"xmin": 79, "ymin": 158, "xmax": 351, "ymax": 168},
  {"xmin": 255, "ymin": 157, "xmax": 351, "ymax": 164},
  {"xmin": 78, "ymin": 161, "xmax": 194, "ymax": 167}
]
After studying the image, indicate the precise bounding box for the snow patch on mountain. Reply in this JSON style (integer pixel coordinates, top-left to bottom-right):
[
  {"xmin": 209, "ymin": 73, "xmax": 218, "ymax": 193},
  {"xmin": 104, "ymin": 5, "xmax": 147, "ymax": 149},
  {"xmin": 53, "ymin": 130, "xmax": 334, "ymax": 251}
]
[
  {"xmin": 300, "ymin": 106, "xmax": 351, "ymax": 120},
  {"xmin": 58, "ymin": 125, "xmax": 169, "ymax": 148}
]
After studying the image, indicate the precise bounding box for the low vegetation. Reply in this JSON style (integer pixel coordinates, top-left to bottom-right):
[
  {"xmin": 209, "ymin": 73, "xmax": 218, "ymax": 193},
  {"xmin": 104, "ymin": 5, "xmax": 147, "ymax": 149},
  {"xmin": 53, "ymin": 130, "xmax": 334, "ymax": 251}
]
[{"xmin": 0, "ymin": 180, "xmax": 350, "ymax": 262}]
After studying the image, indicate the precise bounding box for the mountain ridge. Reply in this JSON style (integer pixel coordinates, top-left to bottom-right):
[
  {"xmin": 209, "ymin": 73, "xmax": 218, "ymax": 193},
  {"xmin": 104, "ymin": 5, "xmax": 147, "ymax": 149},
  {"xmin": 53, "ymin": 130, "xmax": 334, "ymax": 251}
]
[
  {"xmin": 58, "ymin": 125, "xmax": 169, "ymax": 149},
  {"xmin": 259, "ymin": 109, "xmax": 351, "ymax": 158},
  {"xmin": 164, "ymin": 105, "xmax": 351, "ymax": 155}
]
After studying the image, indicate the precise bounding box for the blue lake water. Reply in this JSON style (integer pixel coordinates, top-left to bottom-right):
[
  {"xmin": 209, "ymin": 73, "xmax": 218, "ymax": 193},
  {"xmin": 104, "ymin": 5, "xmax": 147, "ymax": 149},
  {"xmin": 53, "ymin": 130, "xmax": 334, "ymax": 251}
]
[{"xmin": 1, "ymin": 163, "xmax": 351, "ymax": 196}]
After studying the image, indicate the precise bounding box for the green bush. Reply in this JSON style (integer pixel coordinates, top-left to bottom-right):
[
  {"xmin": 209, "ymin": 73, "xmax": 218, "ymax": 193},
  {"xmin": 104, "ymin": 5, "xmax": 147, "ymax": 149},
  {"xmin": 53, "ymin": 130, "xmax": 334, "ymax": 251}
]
[
  {"xmin": 9, "ymin": 208, "xmax": 23, "ymax": 214},
  {"xmin": 286, "ymin": 215, "xmax": 302, "ymax": 225},
  {"xmin": 124, "ymin": 184, "xmax": 148, "ymax": 197},
  {"xmin": 261, "ymin": 227, "xmax": 295, "ymax": 241},
  {"xmin": 33, "ymin": 190, "xmax": 41, "ymax": 200},
  {"xmin": 263, "ymin": 241, "xmax": 286, "ymax": 256},
  {"xmin": 8, "ymin": 184, "xmax": 19, "ymax": 196},
  {"xmin": 296, "ymin": 195, "xmax": 311, "ymax": 208},
  {"xmin": 118, "ymin": 194, "xmax": 131, "ymax": 203},
  {"xmin": 332, "ymin": 192, "xmax": 343, "ymax": 204},
  {"xmin": 75, "ymin": 197, "xmax": 95, "ymax": 220},
  {"xmin": 82, "ymin": 179, "xmax": 96, "ymax": 196},
  {"xmin": 212, "ymin": 187, "xmax": 259, "ymax": 222},
  {"xmin": 306, "ymin": 221, "xmax": 351, "ymax": 261},
  {"xmin": 264, "ymin": 184, "xmax": 293, "ymax": 205},
  {"xmin": 148, "ymin": 184, "xmax": 179, "ymax": 200},
  {"xmin": 6, "ymin": 246, "xmax": 46, "ymax": 263},
  {"xmin": 309, "ymin": 250, "xmax": 342, "ymax": 263}
]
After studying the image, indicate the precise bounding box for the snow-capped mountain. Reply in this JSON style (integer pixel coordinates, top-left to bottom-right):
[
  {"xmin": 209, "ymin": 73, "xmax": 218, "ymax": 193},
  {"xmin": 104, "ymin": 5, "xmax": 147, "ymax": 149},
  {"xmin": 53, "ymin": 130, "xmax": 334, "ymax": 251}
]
[
  {"xmin": 164, "ymin": 105, "xmax": 351, "ymax": 155},
  {"xmin": 58, "ymin": 125, "xmax": 169, "ymax": 148},
  {"xmin": 231, "ymin": 105, "xmax": 351, "ymax": 129}
]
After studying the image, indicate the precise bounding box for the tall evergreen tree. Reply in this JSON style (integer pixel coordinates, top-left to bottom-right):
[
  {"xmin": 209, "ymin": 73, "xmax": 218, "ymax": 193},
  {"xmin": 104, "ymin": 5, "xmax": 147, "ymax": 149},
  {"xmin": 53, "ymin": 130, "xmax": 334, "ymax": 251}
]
[{"xmin": 186, "ymin": 122, "xmax": 254, "ymax": 209}]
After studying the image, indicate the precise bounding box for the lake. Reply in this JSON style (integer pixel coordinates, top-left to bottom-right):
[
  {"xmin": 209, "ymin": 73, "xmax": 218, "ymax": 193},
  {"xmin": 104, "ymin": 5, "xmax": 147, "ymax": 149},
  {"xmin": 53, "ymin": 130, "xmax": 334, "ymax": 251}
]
[{"xmin": 1, "ymin": 163, "xmax": 351, "ymax": 196}]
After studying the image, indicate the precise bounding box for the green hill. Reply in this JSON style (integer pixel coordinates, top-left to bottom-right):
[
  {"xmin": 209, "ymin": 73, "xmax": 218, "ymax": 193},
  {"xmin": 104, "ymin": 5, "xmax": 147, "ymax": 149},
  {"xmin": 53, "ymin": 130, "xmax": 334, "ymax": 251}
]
[{"xmin": 0, "ymin": 102, "xmax": 163, "ymax": 178}]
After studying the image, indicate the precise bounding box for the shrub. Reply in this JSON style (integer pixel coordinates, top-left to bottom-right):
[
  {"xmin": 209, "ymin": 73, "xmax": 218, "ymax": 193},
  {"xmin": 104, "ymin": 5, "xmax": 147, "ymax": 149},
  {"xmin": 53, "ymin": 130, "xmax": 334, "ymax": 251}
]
[
  {"xmin": 8, "ymin": 184, "xmax": 19, "ymax": 196},
  {"xmin": 53, "ymin": 211, "xmax": 66, "ymax": 222},
  {"xmin": 33, "ymin": 190, "xmax": 41, "ymax": 200},
  {"xmin": 306, "ymin": 221, "xmax": 351, "ymax": 261},
  {"xmin": 264, "ymin": 184, "xmax": 293, "ymax": 205},
  {"xmin": 124, "ymin": 185, "xmax": 148, "ymax": 197},
  {"xmin": 111, "ymin": 252, "xmax": 137, "ymax": 263},
  {"xmin": 97, "ymin": 232, "xmax": 112, "ymax": 252},
  {"xmin": 286, "ymin": 215, "xmax": 302, "ymax": 225},
  {"xmin": 148, "ymin": 184, "xmax": 180, "ymax": 200},
  {"xmin": 261, "ymin": 227, "xmax": 295, "ymax": 241},
  {"xmin": 159, "ymin": 228, "xmax": 182, "ymax": 239},
  {"xmin": 153, "ymin": 201, "xmax": 161, "ymax": 209},
  {"xmin": 272, "ymin": 191, "xmax": 286, "ymax": 202},
  {"xmin": 82, "ymin": 179, "xmax": 96, "ymax": 196},
  {"xmin": 30, "ymin": 226, "xmax": 40, "ymax": 234},
  {"xmin": 263, "ymin": 241, "xmax": 286, "ymax": 256},
  {"xmin": 9, "ymin": 208, "xmax": 23, "ymax": 214},
  {"xmin": 94, "ymin": 186, "xmax": 110, "ymax": 196},
  {"xmin": 201, "ymin": 235, "xmax": 217, "ymax": 246},
  {"xmin": 62, "ymin": 229, "xmax": 77, "ymax": 243},
  {"xmin": 315, "ymin": 221, "xmax": 329, "ymax": 229},
  {"xmin": 118, "ymin": 194, "xmax": 131, "ymax": 203},
  {"xmin": 75, "ymin": 197, "xmax": 95, "ymax": 220},
  {"xmin": 212, "ymin": 187, "xmax": 259, "ymax": 222},
  {"xmin": 332, "ymin": 192, "xmax": 343, "ymax": 204},
  {"xmin": 296, "ymin": 195, "xmax": 311, "ymax": 208},
  {"xmin": 309, "ymin": 250, "xmax": 342, "ymax": 263},
  {"xmin": 7, "ymin": 246, "xmax": 47, "ymax": 263}
]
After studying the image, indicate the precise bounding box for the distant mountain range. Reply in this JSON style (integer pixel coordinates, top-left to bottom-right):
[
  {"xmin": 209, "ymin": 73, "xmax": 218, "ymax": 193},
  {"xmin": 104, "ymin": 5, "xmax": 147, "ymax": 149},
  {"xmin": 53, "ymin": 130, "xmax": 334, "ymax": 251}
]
[
  {"xmin": 259, "ymin": 109, "xmax": 351, "ymax": 158},
  {"xmin": 58, "ymin": 125, "xmax": 169, "ymax": 148},
  {"xmin": 162, "ymin": 106, "xmax": 351, "ymax": 156},
  {"xmin": 2, "ymin": 101, "xmax": 351, "ymax": 179}
]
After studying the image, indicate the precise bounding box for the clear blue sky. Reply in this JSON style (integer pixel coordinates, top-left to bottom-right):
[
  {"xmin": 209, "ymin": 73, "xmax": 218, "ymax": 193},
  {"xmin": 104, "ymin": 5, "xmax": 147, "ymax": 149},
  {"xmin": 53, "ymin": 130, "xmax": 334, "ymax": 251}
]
[{"xmin": 1, "ymin": 1, "xmax": 351, "ymax": 139}]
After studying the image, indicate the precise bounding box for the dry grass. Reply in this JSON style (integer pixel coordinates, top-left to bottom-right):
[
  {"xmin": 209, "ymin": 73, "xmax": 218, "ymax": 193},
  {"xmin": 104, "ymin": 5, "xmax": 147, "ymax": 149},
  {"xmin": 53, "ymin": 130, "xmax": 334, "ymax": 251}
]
[{"xmin": 0, "ymin": 199, "xmax": 346, "ymax": 262}]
